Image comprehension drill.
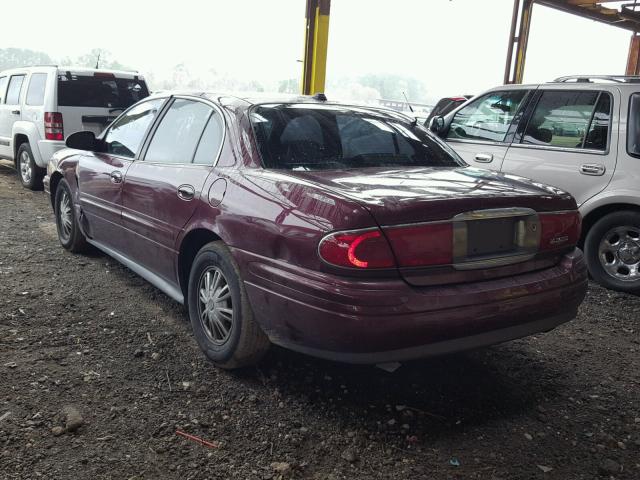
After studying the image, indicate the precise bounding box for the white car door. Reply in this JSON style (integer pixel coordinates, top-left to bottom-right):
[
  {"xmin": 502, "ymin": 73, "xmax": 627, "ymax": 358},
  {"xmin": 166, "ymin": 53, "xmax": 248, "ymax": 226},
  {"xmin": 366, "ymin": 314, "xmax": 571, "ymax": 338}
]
[
  {"xmin": 500, "ymin": 85, "xmax": 618, "ymax": 206},
  {"xmin": 0, "ymin": 74, "xmax": 26, "ymax": 160},
  {"xmin": 445, "ymin": 88, "xmax": 532, "ymax": 170}
]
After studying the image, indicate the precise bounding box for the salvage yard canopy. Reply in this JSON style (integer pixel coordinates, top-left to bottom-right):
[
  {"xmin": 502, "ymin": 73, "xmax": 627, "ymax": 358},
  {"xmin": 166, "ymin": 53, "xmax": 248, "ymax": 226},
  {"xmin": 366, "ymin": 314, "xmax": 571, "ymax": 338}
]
[{"xmin": 506, "ymin": 0, "xmax": 640, "ymax": 84}]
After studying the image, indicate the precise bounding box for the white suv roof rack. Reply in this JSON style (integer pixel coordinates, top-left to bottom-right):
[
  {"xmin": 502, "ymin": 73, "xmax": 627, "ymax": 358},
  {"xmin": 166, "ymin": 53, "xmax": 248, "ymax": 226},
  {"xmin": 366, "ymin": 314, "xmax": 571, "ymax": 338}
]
[{"xmin": 553, "ymin": 75, "xmax": 640, "ymax": 84}]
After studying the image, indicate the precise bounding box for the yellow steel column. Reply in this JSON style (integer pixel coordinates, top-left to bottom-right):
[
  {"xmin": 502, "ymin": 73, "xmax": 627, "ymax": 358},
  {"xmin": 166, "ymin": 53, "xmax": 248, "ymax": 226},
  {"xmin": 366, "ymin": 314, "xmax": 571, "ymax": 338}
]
[
  {"xmin": 302, "ymin": 0, "xmax": 331, "ymax": 95},
  {"xmin": 513, "ymin": 0, "xmax": 534, "ymax": 84},
  {"xmin": 504, "ymin": 0, "xmax": 534, "ymax": 84}
]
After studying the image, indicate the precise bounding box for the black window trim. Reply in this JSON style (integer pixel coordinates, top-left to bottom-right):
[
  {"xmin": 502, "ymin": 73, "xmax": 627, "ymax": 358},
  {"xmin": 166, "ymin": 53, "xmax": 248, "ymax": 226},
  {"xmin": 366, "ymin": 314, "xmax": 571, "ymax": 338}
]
[
  {"xmin": 513, "ymin": 88, "xmax": 613, "ymax": 156},
  {"xmin": 627, "ymin": 92, "xmax": 640, "ymax": 159},
  {"xmin": 138, "ymin": 94, "xmax": 226, "ymax": 168},
  {"xmin": 5, "ymin": 74, "xmax": 26, "ymax": 106}
]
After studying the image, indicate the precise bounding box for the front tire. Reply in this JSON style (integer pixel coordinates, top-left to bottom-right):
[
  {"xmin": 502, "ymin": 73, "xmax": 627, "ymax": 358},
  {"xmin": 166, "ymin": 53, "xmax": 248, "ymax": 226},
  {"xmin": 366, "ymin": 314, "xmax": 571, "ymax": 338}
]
[
  {"xmin": 17, "ymin": 143, "xmax": 44, "ymax": 190},
  {"xmin": 584, "ymin": 210, "xmax": 640, "ymax": 293},
  {"xmin": 188, "ymin": 242, "xmax": 270, "ymax": 369},
  {"xmin": 54, "ymin": 179, "xmax": 88, "ymax": 253}
]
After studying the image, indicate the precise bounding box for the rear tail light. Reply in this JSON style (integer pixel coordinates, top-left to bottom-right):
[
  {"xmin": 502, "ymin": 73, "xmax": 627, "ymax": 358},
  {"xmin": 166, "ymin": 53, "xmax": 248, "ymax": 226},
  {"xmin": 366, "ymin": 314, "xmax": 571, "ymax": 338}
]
[
  {"xmin": 318, "ymin": 228, "xmax": 395, "ymax": 269},
  {"xmin": 539, "ymin": 211, "xmax": 581, "ymax": 251},
  {"xmin": 319, "ymin": 210, "xmax": 580, "ymax": 270},
  {"xmin": 44, "ymin": 112, "xmax": 64, "ymax": 141},
  {"xmin": 384, "ymin": 223, "xmax": 453, "ymax": 267}
]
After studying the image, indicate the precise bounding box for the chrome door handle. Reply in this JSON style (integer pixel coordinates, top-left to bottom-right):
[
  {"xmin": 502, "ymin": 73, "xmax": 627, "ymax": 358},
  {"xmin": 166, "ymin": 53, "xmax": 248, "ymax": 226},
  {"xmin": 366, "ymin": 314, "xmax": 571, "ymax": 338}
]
[
  {"xmin": 11, "ymin": 110, "xmax": 20, "ymax": 115},
  {"xmin": 177, "ymin": 184, "xmax": 195, "ymax": 201},
  {"xmin": 580, "ymin": 163, "xmax": 605, "ymax": 176},
  {"xmin": 474, "ymin": 153, "xmax": 493, "ymax": 163},
  {"xmin": 109, "ymin": 171, "xmax": 123, "ymax": 184}
]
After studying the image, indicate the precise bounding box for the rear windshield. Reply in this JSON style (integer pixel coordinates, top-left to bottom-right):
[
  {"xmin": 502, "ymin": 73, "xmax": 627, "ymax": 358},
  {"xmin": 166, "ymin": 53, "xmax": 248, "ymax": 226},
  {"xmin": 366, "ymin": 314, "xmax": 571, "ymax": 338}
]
[
  {"xmin": 57, "ymin": 73, "xmax": 149, "ymax": 109},
  {"xmin": 250, "ymin": 103, "xmax": 463, "ymax": 170}
]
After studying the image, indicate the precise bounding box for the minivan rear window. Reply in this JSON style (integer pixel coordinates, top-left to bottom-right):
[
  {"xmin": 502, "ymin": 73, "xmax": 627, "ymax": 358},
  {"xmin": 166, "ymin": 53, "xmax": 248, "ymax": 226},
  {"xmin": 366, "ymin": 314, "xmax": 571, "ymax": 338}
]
[{"xmin": 57, "ymin": 73, "xmax": 149, "ymax": 109}]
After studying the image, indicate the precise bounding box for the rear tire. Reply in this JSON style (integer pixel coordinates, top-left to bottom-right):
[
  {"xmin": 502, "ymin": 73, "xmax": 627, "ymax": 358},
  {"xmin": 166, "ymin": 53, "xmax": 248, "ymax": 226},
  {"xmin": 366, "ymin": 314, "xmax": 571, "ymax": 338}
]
[
  {"xmin": 54, "ymin": 179, "xmax": 88, "ymax": 253},
  {"xmin": 187, "ymin": 241, "xmax": 270, "ymax": 369},
  {"xmin": 17, "ymin": 143, "xmax": 44, "ymax": 190},
  {"xmin": 584, "ymin": 210, "xmax": 640, "ymax": 293}
]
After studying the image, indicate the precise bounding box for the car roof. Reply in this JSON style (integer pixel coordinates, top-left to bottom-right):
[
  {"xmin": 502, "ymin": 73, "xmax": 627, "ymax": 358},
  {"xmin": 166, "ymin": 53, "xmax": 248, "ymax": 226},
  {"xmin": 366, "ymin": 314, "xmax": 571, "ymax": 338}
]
[
  {"xmin": 0, "ymin": 65, "xmax": 144, "ymax": 79},
  {"xmin": 145, "ymin": 91, "xmax": 417, "ymax": 119}
]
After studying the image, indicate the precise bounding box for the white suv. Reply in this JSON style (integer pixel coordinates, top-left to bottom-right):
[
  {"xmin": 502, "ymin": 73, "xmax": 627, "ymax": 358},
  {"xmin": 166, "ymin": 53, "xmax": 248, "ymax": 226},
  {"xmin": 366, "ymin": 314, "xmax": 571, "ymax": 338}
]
[
  {"xmin": 433, "ymin": 75, "xmax": 640, "ymax": 293},
  {"xmin": 0, "ymin": 66, "xmax": 149, "ymax": 189}
]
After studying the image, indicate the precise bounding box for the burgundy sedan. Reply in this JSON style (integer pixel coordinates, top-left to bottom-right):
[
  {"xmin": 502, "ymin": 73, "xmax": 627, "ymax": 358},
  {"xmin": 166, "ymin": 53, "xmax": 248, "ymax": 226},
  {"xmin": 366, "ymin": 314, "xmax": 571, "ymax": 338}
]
[{"xmin": 44, "ymin": 93, "xmax": 587, "ymax": 368}]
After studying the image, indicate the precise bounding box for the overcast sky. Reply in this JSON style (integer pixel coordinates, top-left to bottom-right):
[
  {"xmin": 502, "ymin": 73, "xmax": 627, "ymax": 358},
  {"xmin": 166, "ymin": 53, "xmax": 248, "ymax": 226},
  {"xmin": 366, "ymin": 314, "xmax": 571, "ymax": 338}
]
[{"xmin": 2, "ymin": 0, "xmax": 632, "ymax": 99}]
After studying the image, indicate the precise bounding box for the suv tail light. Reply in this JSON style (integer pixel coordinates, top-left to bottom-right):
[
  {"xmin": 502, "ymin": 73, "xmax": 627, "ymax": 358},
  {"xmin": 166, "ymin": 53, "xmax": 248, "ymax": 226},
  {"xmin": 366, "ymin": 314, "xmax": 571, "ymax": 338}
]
[
  {"xmin": 539, "ymin": 211, "xmax": 581, "ymax": 251},
  {"xmin": 44, "ymin": 112, "xmax": 64, "ymax": 141},
  {"xmin": 318, "ymin": 228, "xmax": 395, "ymax": 269}
]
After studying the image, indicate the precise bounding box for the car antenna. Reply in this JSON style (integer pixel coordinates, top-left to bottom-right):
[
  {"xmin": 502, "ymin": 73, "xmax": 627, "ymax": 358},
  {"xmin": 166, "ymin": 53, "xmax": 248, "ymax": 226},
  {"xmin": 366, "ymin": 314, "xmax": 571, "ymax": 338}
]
[
  {"xmin": 402, "ymin": 91, "xmax": 418, "ymax": 126},
  {"xmin": 402, "ymin": 91, "xmax": 414, "ymax": 113},
  {"xmin": 95, "ymin": 51, "xmax": 101, "ymax": 69}
]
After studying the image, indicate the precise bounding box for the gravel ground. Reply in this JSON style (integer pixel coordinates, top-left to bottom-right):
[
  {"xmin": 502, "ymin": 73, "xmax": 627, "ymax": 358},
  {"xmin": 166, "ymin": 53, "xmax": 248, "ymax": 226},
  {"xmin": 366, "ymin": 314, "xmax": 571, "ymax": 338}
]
[{"xmin": 0, "ymin": 162, "xmax": 639, "ymax": 480}]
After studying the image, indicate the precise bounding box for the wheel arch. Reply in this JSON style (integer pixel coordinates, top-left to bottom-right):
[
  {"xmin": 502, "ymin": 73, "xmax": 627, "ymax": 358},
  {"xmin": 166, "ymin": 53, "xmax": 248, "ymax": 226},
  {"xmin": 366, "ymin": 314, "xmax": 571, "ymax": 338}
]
[
  {"xmin": 13, "ymin": 134, "xmax": 29, "ymax": 167},
  {"xmin": 178, "ymin": 228, "xmax": 223, "ymax": 299},
  {"xmin": 580, "ymin": 202, "xmax": 640, "ymax": 247},
  {"xmin": 48, "ymin": 171, "xmax": 64, "ymax": 208}
]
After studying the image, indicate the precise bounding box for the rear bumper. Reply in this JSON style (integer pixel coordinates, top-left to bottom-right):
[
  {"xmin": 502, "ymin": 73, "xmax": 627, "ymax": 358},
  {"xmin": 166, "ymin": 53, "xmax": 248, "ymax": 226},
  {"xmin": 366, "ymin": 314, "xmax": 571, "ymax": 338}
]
[
  {"xmin": 235, "ymin": 248, "xmax": 588, "ymax": 364},
  {"xmin": 36, "ymin": 140, "xmax": 65, "ymax": 168}
]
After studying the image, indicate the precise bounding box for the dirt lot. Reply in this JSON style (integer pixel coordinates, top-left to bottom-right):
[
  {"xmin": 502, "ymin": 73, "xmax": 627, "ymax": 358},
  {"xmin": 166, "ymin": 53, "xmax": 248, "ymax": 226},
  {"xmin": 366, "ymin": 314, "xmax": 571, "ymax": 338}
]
[{"xmin": 0, "ymin": 163, "xmax": 639, "ymax": 480}]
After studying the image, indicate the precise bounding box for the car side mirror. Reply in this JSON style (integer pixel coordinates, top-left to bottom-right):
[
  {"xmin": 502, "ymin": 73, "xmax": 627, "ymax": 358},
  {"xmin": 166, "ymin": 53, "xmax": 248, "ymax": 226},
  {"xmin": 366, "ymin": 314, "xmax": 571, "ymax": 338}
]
[
  {"xmin": 430, "ymin": 116, "xmax": 446, "ymax": 135},
  {"xmin": 65, "ymin": 131, "xmax": 98, "ymax": 151}
]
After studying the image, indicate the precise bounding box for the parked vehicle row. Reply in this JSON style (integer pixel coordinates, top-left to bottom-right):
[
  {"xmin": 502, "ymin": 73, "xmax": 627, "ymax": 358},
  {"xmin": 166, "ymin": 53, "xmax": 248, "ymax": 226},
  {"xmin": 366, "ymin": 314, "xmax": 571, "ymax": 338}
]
[
  {"xmin": 42, "ymin": 91, "xmax": 587, "ymax": 368},
  {"xmin": 431, "ymin": 75, "xmax": 640, "ymax": 293},
  {"xmin": 0, "ymin": 66, "xmax": 149, "ymax": 189}
]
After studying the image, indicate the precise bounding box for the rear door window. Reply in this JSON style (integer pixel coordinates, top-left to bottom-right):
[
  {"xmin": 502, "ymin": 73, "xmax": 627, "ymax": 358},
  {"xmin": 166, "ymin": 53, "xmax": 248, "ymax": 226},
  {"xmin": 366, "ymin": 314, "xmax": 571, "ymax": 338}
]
[
  {"xmin": 57, "ymin": 73, "xmax": 149, "ymax": 109},
  {"xmin": 26, "ymin": 73, "xmax": 47, "ymax": 106},
  {"xmin": 103, "ymin": 98, "xmax": 164, "ymax": 158},
  {"xmin": 522, "ymin": 90, "xmax": 608, "ymax": 150},
  {"xmin": 193, "ymin": 112, "xmax": 224, "ymax": 165},
  {"xmin": 6, "ymin": 75, "xmax": 25, "ymax": 105},
  {"xmin": 144, "ymin": 99, "xmax": 212, "ymax": 164},
  {"xmin": 447, "ymin": 90, "xmax": 527, "ymax": 143},
  {"xmin": 0, "ymin": 77, "xmax": 7, "ymax": 103}
]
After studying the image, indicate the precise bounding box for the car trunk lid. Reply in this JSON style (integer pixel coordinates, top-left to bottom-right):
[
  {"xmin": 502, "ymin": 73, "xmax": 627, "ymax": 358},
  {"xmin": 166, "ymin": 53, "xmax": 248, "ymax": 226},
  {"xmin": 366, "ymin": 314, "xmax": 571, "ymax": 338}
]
[{"xmin": 290, "ymin": 167, "xmax": 579, "ymax": 286}]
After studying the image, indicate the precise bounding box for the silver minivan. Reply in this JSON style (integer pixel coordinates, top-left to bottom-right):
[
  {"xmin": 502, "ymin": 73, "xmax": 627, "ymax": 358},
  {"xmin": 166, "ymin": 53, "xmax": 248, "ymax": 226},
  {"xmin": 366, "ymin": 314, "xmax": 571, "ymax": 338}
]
[
  {"xmin": 432, "ymin": 75, "xmax": 640, "ymax": 293},
  {"xmin": 0, "ymin": 66, "xmax": 149, "ymax": 189}
]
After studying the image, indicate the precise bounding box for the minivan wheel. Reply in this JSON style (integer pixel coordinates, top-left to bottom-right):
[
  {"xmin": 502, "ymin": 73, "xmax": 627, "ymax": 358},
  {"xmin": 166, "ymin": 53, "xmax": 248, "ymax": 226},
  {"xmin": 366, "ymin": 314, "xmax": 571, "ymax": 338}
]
[
  {"xmin": 584, "ymin": 211, "xmax": 640, "ymax": 293},
  {"xmin": 17, "ymin": 143, "xmax": 44, "ymax": 190},
  {"xmin": 187, "ymin": 241, "xmax": 270, "ymax": 369},
  {"xmin": 54, "ymin": 179, "xmax": 88, "ymax": 253}
]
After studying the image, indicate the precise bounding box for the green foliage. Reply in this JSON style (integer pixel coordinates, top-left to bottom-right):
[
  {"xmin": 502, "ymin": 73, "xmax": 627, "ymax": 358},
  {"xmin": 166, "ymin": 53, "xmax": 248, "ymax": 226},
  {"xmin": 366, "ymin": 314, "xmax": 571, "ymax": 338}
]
[
  {"xmin": 0, "ymin": 48, "xmax": 53, "ymax": 70},
  {"xmin": 0, "ymin": 47, "xmax": 130, "ymax": 72},
  {"xmin": 63, "ymin": 48, "xmax": 128, "ymax": 70},
  {"xmin": 358, "ymin": 73, "xmax": 427, "ymax": 103},
  {"xmin": 278, "ymin": 78, "xmax": 299, "ymax": 94}
]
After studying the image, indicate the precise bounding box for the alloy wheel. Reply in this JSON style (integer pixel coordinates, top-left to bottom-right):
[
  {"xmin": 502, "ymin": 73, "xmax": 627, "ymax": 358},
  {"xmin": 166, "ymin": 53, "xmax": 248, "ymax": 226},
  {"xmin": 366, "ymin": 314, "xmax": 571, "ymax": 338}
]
[
  {"xmin": 598, "ymin": 225, "xmax": 640, "ymax": 282},
  {"xmin": 58, "ymin": 190, "xmax": 73, "ymax": 242},
  {"xmin": 197, "ymin": 267, "xmax": 234, "ymax": 345},
  {"xmin": 19, "ymin": 151, "xmax": 32, "ymax": 184}
]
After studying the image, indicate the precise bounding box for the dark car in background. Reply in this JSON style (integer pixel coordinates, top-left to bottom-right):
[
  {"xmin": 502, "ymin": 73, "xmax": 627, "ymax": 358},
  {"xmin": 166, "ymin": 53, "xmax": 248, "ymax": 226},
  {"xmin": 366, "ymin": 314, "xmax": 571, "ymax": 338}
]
[
  {"xmin": 44, "ymin": 93, "xmax": 587, "ymax": 369},
  {"xmin": 425, "ymin": 95, "xmax": 473, "ymax": 126}
]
